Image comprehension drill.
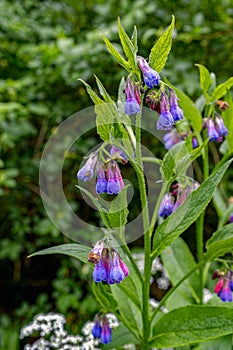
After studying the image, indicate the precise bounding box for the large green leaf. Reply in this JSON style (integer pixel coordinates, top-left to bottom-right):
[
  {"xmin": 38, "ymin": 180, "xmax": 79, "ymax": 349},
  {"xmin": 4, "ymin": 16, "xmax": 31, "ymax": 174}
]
[
  {"xmin": 28, "ymin": 243, "xmax": 90, "ymax": 263},
  {"xmin": 205, "ymin": 223, "xmax": 233, "ymax": 261},
  {"xmin": 211, "ymin": 77, "xmax": 233, "ymax": 100},
  {"xmin": 149, "ymin": 16, "xmax": 175, "ymax": 73},
  {"xmin": 196, "ymin": 64, "xmax": 212, "ymax": 99},
  {"xmin": 165, "ymin": 80, "xmax": 203, "ymax": 132},
  {"xmin": 152, "ymin": 160, "xmax": 232, "ymax": 258},
  {"xmin": 102, "ymin": 34, "xmax": 130, "ymax": 72},
  {"xmin": 161, "ymin": 237, "xmax": 199, "ymax": 305},
  {"xmin": 150, "ymin": 306, "xmax": 233, "ymax": 347}
]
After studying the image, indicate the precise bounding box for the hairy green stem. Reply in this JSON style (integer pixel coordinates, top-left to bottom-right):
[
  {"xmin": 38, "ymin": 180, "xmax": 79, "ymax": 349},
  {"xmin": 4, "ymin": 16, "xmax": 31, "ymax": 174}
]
[
  {"xmin": 196, "ymin": 142, "xmax": 209, "ymax": 303},
  {"xmin": 135, "ymin": 111, "xmax": 151, "ymax": 349}
]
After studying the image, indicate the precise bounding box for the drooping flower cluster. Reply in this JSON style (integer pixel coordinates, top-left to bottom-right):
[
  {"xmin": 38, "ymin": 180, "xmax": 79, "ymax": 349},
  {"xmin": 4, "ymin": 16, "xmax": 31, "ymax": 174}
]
[
  {"xmin": 92, "ymin": 314, "xmax": 112, "ymax": 345},
  {"xmin": 163, "ymin": 129, "xmax": 198, "ymax": 150},
  {"xmin": 88, "ymin": 240, "xmax": 129, "ymax": 284},
  {"xmin": 123, "ymin": 56, "xmax": 184, "ymax": 132},
  {"xmin": 205, "ymin": 115, "xmax": 228, "ymax": 142},
  {"xmin": 158, "ymin": 179, "xmax": 200, "ymax": 218},
  {"xmin": 146, "ymin": 88, "xmax": 183, "ymax": 130},
  {"xmin": 212, "ymin": 270, "xmax": 233, "ymax": 302},
  {"xmin": 77, "ymin": 146, "xmax": 127, "ymax": 195}
]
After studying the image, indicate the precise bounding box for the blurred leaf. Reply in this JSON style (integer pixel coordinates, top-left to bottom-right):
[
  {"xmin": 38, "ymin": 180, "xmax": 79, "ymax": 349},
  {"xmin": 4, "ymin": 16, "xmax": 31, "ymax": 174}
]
[
  {"xmin": 151, "ymin": 306, "xmax": 233, "ymax": 347},
  {"xmin": 222, "ymin": 90, "xmax": 233, "ymax": 152},
  {"xmin": 149, "ymin": 15, "xmax": 175, "ymax": 73},
  {"xmin": 212, "ymin": 77, "xmax": 233, "ymax": 100},
  {"xmin": 152, "ymin": 160, "xmax": 232, "ymax": 258},
  {"xmin": 161, "ymin": 140, "xmax": 208, "ymax": 181},
  {"xmin": 28, "ymin": 243, "xmax": 90, "ymax": 263},
  {"xmin": 205, "ymin": 223, "xmax": 233, "ymax": 260},
  {"xmin": 103, "ymin": 323, "xmax": 139, "ymax": 349},
  {"xmin": 197, "ymin": 334, "xmax": 233, "ymax": 350},
  {"xmin": 161, "ymin": 237, "xmax": 199, "ymax": 304},
  {"xmin": 195, "ymin": 64, "xmax": 212, "ymax": 100}
]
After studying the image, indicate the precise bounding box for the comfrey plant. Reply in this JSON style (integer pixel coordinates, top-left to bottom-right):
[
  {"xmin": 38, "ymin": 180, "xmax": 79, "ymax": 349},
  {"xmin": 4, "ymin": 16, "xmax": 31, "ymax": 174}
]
[{"xmin": 31, "ymin": 17, "xmax": 233, "ymax": 349}]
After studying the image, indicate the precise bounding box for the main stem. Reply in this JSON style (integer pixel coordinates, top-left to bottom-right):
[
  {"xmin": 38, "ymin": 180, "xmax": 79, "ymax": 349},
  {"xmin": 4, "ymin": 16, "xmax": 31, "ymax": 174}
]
[
  {"xmin": 135, "ymin": 112, "xmax": 151, "ymax": 349},
  {"xmin": 196, "ymin": 143, "xmax": 209, "ymax": 303}
]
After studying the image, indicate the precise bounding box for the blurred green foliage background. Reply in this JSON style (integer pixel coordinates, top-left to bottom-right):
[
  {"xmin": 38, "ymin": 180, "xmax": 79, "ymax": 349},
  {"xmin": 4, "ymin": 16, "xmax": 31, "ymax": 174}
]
[{"xmin": 0, "ymin": 0, "xmax": 232, "ymax": 348}]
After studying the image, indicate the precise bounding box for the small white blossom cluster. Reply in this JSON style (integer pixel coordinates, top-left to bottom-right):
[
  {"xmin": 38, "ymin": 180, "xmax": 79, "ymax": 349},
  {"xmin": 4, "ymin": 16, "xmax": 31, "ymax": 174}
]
[
  {"xmin": 203, "ymin": 288, "xmax": 214, "ymax": 304},
  {"xmin": 20, "ymin": 312, "xmax": 119, "ymax": 350},
  {"xmin": 132, "ymin": 253, "xmax": 170, "ymax": 290}
]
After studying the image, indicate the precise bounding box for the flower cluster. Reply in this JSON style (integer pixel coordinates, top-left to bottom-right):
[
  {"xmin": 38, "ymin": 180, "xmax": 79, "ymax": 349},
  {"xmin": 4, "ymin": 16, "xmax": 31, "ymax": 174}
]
[
  {"xmin": 163, "ymin": 129, "xmax": 198, "ymax": 150},
  {"xmin": 77, "ymin": 146, "xmax": 127, "ymax": 195},
  {"xmin": 123, "ymin": 56, "xmax": 184, "ymax": 131},
  {"xmin": 20, "ymin": 312, "xmax": 120, "ymax": 350},
  {"xmin": 146, "ymin": 89, "xmax": 183, "ymax": 130},
  {"xmin": 158, "ymin": 180, "xmax": 200, "ymax": 218},
  {"xmin": 212, "ymin": 270, "xmax": 233, "ymax": 302},
  {"xmin": 88, "ymin": 240, "xmax": 129, "ymax": 284},
  {"xmin": 91, "ymin": 314, "xmax": 112, "ymax": 345},
  {"xmin": 205, "ymin": 115, "xmax": 228, "ymax": 142}
]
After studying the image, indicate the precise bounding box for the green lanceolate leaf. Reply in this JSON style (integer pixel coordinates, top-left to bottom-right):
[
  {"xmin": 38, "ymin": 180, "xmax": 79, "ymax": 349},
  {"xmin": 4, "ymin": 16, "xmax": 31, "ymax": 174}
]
[
  {"xmin": 110, "ymin": 282, "xmax": 142, "ymax": 340},
  {"xmin": 92, "ymin": 282, "xmax": 118, "ymax": 311},
  {"xmin": 78, "ymin": 79, "xmax": 103, "ymax": 105},
  {"xmin": 165, "ymin": 80, "xmax": 203, "ymax": 132},
  {"xmin": 102, "ymin": 34, "xmax": 130, "ymax": 72},
  {"xmin": 94, "ymin": 75, "xmax": 115, "ymax": 103},
  {"xmin": 152, "ymin": 160, "xmax": 232, "ymax": 258},
  {"xmin": 211, "ymin": 76, "xmax": 233, "ymax": 100},
  {"xmin": 107, "ymin": 186, "xmax": 129, "ymax": 228},
  {"xmin": 195, "ymin": 64, "xmax": 212, "ymax": 103},
  {"xmin": 161, "ymin": 140, "xmax": 208, "ymax": 181},
  {"xmin": 131, "ymin": 25, "xmax": 138, "ymax": 52},
  {"xmin": 149, "ymin": 15, "xmax": 175, "ymax": 73},
  {"xmin": 150, "ymin": 306, "xmax": 233, "ymax": 347},
  {"xmin": 205, "ymin": 223, "xmax": 233, "ymax": 261},
  {"xmin": 161, "ymin": 237, "xmax": 200, "ymax": 305},
  {"xmin": 28, "ymin": 244, "xmax": 90, "ymax": 263},
  {"xmin": 95, "ymin": 103, "xmax": 115, "ymax": 141},
  {"xmin": 195, "ymin": 64, "xmax": 212, "ymax": 98},
  {"xmin": 79, "ymin": 79, "xmax": 114, "ymax": 141},
  {"xmin": 118, "ymin": 18, "xmax": 138, "ymax": 74}
]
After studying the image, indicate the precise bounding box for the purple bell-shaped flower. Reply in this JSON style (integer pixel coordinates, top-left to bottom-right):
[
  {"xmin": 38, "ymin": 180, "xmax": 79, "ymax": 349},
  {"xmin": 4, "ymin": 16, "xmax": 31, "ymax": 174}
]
[
  {"xmin": 137, "ymin": 56, "xmax": 160, "ymax": 88},
  {"xmin": 77, "ymin": 153, "xmax": 97, "ymax": 182},
  {"xmin": 169, "ymin": 89, "xmax": 184, "ymax": 121},
  {"xmin": 157, "ymin": 92, "xmax": 174, "ymax": 130},
  {"xmin": 124, "ymin": 78, "xmax": 141, "ymax": 115}
]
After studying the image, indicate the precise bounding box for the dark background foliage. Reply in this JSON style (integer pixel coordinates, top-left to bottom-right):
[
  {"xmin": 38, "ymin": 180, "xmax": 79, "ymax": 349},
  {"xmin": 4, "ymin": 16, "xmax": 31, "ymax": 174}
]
[{"xmin": 0, "ymin": 0, "xmax": 232, "ymax": 348}]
